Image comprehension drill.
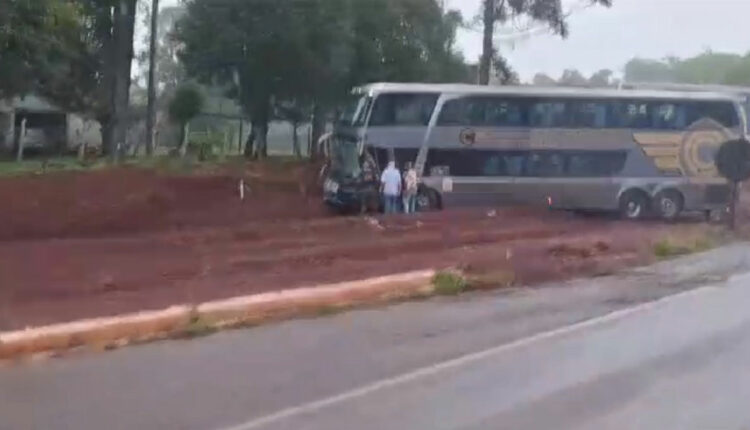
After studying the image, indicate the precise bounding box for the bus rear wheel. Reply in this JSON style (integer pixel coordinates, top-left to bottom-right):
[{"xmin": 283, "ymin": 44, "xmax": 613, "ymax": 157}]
[
  {"xmin": 654, "ymin": 190, "xmax": 684, "ymax": 221},
  {"xmin": 619, "ymin": 190, "xmax": 650, "ymax": 220},
  {"xmin": 416, "ymin": 187, "xmax": 441, "ymax": 212}
]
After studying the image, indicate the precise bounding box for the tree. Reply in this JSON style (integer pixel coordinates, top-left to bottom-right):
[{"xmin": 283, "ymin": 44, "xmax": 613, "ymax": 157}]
[
  {"xmin": 479, "ymin": 0, "xmax": 612, "ymax": 85},
  {"xmin": 558, "ymin": 69, "xmax": 588, "ymax": 87},
  {"xmin": 624, "ymin": 58, "xmax": 677, "ymax": 83},
  {"xmin": 532, "ymin": 73, "xmax": 557, "ymax": 86},
  {"xmin": 145, "ymin": 0, "xmax": 160, "ymax": 157},
  {"xmin": 623, "ymin": 51, "xmax": 750, "ymax": 86},
  {"xmin": 177, "ymin": 0, "xmax": 469, "ymax": 160},
  {"xmin": 588, "ymin": 69, "xmax": 614, "ymax": 87},
  {"xmin": 0, "ymin": 0, "xmax": 82, "ymax": 99},
  {"xmin": 168, "ymin": 84, "xmax": 204, "ymax": 157}
]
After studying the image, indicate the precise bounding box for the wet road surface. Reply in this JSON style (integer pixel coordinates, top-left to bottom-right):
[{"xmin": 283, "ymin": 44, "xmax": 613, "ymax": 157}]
[{"xmin": 2, "ymin": 244, "xmax": 750, "ymax": 430}]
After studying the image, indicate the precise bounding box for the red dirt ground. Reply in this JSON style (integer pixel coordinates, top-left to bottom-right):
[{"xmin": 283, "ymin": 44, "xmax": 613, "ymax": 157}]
[{"xmin": 0, "ymin": 164, "xmax": 729, "ymax": 330}]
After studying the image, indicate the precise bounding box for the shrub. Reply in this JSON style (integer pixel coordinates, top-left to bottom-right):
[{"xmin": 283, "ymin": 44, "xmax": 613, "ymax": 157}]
[{"xmin": 433, "ymin": 271, "xmax": 468, "ymax": 295}]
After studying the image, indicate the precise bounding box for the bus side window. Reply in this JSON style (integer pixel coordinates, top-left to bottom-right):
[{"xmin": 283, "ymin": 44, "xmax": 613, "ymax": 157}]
[
  {"xmin": 612, "ymin": 101, "xmax": 650, "ymax": 129},
  {"xmin": 485, "ymin": 98, "xmax": 527, "ymax": 127},
  {"xmin": 568, "ymin": 101, "xmax": 607, "ymax": 128},
  {"xmin": 687, "ymin": 101, "xmax": 739, "ymax": 128},
  {"xmin": 531, "ymin": 101, "xmax": 566, "ymax": 128},
  {"xmin": 369, "ymin": 93, "xmax": 439, "ymax": 126},
  {"xmin": 651, "ymin": 102, "xmax": 686, "ymax": 130},
  {"xmin": 438, "ymin": 99, "xmax": 465, "ymax": 125},
  {"xmin": 567, "ymin": 152, "xmax": 627, "ymax": 177},
  {"xmin": 525, "ymin": 152, "xmax": 565, "ymax": 177}
]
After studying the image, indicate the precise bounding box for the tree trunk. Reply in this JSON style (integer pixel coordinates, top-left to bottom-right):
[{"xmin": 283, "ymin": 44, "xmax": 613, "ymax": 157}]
[
  {"xmin": 179, "ymin": 122, "xmax": 189, "ymax": 157},
  {"xmin": 243, "ymin": 124, "xmax": 255, "ymax": 158},
  {"xmin": 16, "ymin": 118, "xmax": 26, "ymax": 162},
  {"xmin": 145, "ymin": 0, "xmax": 160, "ymax": 157},
  {"xmin": 310, "ymin": 103, "xmax": 326, "ymax": 161},
  {"xmin": 292, "ymin": 120, "xmax": 301, "ymax": 158},
  {"xmin": 479, "ymin": 0, "xmax": 496, "ymax": 86},
  {"xmin": 255, "ymin": 121, "xmax": 268, "ymax": 159},
  {"xmin": 110, "ymin": 0, "xmax": 137, "ymax": 163}
]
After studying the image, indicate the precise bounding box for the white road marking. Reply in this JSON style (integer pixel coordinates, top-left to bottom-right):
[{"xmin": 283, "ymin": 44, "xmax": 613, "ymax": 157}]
[{"xmin": 217, "ymin": 284, "xmax": 722, "ymax": 430}]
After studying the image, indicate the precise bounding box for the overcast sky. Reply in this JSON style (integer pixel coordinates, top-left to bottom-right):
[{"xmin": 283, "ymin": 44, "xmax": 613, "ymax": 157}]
[{"xmin": 157, "ymin": 0, "xmax": 750, "ymax": 82}]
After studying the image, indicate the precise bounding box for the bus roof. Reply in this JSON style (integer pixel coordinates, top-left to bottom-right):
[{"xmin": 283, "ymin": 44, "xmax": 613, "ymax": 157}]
[
  {"xmin": 621, "ymin": 82, "xmax": 750, "ymax": 97},
  {"xmin": 355, "ymin": 82, "xmax": 743, "ymax": 102}
]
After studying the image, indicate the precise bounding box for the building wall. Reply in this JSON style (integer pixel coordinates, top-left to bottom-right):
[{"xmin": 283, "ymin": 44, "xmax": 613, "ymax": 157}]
[{"xmin": 67, "ymin": 115, "xmax": 102, "ymax": 151}]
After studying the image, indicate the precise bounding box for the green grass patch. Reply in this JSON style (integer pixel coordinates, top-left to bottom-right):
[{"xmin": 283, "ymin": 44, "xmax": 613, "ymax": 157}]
[
  {"xmin": 432, "ymin": 271, "xmax": 468, "ymax": 295},
  {"xmin": 0, "ymin": 157, "xmax": 109, "ymax": 177},
  {"xmin": 653, "ymin": 235, "xmax": 717, "ymax": 259},
  {"xmin": 176, "ymin": 314, "xmax": 217, "ymax": 339}
]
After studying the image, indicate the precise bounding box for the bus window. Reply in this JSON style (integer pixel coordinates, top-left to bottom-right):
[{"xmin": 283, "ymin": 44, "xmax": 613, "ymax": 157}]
[
  {"xmin": 437, "ymin": 99, "xmax": 464, "ymax": 125},
  {"xmin": 482, "ymin": 152, "xmax": 525, "ymax": 176},
  {"xmin": 525, "ymin": 152, "xmax": 565, "ymax": 177},
  {"xmin": 530, "ymin": 101, "xmax": 567, "ymax": 128},
  {"xmin": 687, "ymin": 101, "xmax": 739, "ymax": 128},
  {"xmin": 612, "ymin": 101, "xmax": 650, "ymax": 129},
  {"xmin": 485, "ymin": 98, "xmax": 527, "ymax": 127},
  {"xmin": 568, "ymin": 101, "xmax": 608, "ymax": 128},
  {"xmin": 369, "ymin": 93, "xmax": 439, "ymax": 126},
  {"xmin": 567, "ymin": 152, "xmax": 627, "ymax": 177},
  {"xmin": 651, "ymin": 102, "xmax": 686, "ymax": 130}
]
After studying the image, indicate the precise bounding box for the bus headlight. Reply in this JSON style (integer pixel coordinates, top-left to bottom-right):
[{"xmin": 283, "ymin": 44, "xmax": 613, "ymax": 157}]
[{"xmin": 324, "ymin": 179, "xmax": 339, "ymax": 193}]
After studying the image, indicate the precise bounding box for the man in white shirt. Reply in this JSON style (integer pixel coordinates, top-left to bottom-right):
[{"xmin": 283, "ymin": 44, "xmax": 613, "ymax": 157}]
[{"xmin": 380, "ymin": 161, "xmax": 402, "ymax": 214}]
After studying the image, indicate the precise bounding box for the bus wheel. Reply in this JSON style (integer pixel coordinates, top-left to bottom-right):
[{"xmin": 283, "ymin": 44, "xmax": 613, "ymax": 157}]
[
  {"xmin": 619, "ymin": 190, "xmax": 649, "ymax": 220},
  {"xmin": 417, "ymin": 188, "xmax": 441, "ymax": 212},
  {"xmin": 654, "ymin": 190, "xmax": 683, "ymax": 221}
]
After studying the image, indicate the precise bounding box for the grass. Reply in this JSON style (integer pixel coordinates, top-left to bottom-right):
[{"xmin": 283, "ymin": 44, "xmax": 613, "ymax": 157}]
[
  {"xmin": 0, "ymin": 154, "xmax": 307, "ymax": 178},
  {"xmin": 0, "ymin": 157, "xmax": 109, "ymax": 177},
  {"xmin": 432, "ymin": 271, "xmax": 468, "ymax": 295},
  {"xmin": 175, "ymin": 314, "xmax": 217, "ymax": 339},
  {"xmin": 653, "ymin": 235, "xmax": 717, "ymax": 259}
]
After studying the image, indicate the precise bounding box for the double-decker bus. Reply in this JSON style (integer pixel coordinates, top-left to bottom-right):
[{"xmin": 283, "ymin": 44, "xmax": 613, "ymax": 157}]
[{"xmin": 324, "ymin": 83, "xmax": 746, "ymax": 220}]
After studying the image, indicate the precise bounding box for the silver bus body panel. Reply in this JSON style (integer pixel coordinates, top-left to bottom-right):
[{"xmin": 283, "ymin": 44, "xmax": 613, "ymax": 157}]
[{"xmin": 332, "ymin": 83, "xmax": 742, "ymax": 214}]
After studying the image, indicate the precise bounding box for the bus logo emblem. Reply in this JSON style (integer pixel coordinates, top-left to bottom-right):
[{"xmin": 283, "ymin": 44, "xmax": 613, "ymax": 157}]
[{"xmin": 459, "ymin": 128, "xmax": 476, "ymax": 146}]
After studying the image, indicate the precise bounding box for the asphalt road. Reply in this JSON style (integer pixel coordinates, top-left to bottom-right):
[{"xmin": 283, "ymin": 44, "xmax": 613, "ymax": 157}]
[{"xmin": 2, "ymin": 244, "xmax": 750, "ymax": 430}]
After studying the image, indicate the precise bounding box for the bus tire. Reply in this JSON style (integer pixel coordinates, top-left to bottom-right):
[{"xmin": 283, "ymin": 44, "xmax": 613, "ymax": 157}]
[
  {"xmin": 654, "ymin": 189, "xmax": 684, "ymax": 221},
  {"xmin": 619, "ymin": 190, "xmax": 650, "ymax": 220},
  {"xmin": 417, "ymin": 187, "xmax": 441, "ymax": 212}
]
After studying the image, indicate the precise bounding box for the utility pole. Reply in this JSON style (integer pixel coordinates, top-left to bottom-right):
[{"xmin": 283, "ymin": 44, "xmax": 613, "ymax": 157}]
[{"xmin": 145, "ymin": 0, "xmax": 159, "ymax": 157}]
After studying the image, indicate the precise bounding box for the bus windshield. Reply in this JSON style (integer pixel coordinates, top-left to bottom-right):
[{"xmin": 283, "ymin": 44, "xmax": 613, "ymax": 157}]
[
  {"xmin": 331, "ymin": 140, "xmax": 361, "ymax": 179},
  {"xmin": 337, "ymin": 95, "xmax": 371, "ymax": 127}
]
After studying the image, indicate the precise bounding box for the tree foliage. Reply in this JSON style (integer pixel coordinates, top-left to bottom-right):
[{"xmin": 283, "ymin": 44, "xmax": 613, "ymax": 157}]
[
  {"xmin": 0, "ymin": 0, "xmax": 82, "ymax": 99},
  {"xmin": 168, "ymin": 85, "xmax": 204, "ymax": 126},
  {"xmin": 479, "ymin": 0, "xmax": 613, "ymax": 85},
  {"xmin": 624, "ymin": 51, "xmax": 750, "ymax": 86},
  {"xmin": 176, "ymin": 0, "xmax": 469, "ymax": 158}
]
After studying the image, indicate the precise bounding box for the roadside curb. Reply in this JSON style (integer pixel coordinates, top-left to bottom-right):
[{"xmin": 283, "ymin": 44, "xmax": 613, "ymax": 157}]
[{"xmin": 0, "ymin": 270, "xmax": 436, "ymax": 361}]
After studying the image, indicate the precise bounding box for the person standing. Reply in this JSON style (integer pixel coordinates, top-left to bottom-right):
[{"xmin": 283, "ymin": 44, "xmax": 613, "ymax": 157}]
[
  {"xmin": 380, "ymin": 161, "xmax": 402, "ymax": 214},
  {"xmin": 402, "ymin": 162, "xmax": 418, "ymax": 214}
]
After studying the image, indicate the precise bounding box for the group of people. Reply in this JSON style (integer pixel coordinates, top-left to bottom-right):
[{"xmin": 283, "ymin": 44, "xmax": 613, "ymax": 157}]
[{"xmin": 380, "ymin": 161, "xmax": 419, "ymax": 214}]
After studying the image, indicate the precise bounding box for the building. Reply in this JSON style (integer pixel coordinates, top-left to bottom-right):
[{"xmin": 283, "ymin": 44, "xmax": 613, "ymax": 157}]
[{"xmin": 0, "ymin": 95, "xmax": 101, "ymax": 156}]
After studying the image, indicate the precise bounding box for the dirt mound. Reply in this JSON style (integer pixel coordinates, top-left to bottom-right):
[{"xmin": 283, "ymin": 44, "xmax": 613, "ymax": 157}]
[{"xmin": 0, "ymin": 163, "xmax": 325, "ymax": 241}]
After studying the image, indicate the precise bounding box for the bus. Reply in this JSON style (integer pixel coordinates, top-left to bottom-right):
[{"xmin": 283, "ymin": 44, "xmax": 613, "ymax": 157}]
[{"xmin": 323, "ymin": 83, "xmax": 746, "ymax": 220}]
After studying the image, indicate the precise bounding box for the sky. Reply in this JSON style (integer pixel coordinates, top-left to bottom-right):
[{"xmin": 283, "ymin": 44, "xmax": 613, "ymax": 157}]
[{"xmin": 157, "ymin": 0, "xmax": 750, "ymax": 82}]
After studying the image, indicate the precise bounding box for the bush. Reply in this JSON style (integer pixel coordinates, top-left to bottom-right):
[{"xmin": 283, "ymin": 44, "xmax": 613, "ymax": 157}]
[
  {"xmin": 188, "ymin": 133, "xmax": 224, "ymax": 161},
  {"xmin": 432, "ymin": 271, "xmax": 468, "ymax": 295},
  {"xmin": 653, "ymin": 236, "xmax": 716, "ymax": 259}
]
